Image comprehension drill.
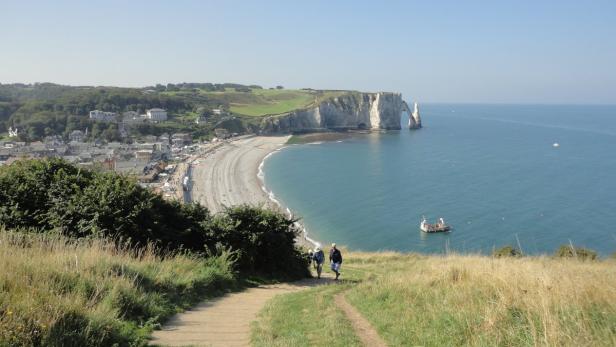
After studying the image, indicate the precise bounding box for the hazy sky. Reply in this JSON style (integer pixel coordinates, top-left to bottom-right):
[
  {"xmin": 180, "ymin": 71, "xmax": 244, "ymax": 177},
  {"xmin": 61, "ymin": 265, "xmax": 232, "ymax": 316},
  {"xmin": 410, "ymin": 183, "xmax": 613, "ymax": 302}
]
[{"xmin": 1, "ymin": 0, "xmax": 615, "ymax": 103}]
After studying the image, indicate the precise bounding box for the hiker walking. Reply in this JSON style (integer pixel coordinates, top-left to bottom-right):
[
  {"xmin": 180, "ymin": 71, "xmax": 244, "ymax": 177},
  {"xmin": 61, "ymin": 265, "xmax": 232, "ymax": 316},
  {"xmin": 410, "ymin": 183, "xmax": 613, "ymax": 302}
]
[
  {"xmin": 307, "ymin": 248, "xmax": 315, "ymax": 268},
  {"xmin": 329, "ymin": 243, "xmax": 342, "ymax": 280},
  {"xmin": 312, "ymin": 245, "xmax": 325, "ymax": 279}
]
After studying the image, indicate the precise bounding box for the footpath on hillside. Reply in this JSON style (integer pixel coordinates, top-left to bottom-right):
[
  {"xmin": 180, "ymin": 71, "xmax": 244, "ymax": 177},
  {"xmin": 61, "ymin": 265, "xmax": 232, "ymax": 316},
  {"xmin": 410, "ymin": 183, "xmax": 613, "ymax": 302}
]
[
  {"xmin": 151, "ymin": 272, "xmax": 387, "ymax": 347},
  {"xmin": 335, "ymin": 291, "xmax": 388, "ymax": 347},
  {"xmin": 150, "ymin": 276, "xmax": 333, "ymax": 347}
]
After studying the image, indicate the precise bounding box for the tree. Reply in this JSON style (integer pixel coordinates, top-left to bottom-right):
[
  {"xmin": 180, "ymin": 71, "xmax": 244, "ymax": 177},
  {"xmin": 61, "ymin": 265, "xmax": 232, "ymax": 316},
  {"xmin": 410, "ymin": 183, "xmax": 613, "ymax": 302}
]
[{"xmin": 207, "ymin": 205, "xmax": 310, "ymax": 279}]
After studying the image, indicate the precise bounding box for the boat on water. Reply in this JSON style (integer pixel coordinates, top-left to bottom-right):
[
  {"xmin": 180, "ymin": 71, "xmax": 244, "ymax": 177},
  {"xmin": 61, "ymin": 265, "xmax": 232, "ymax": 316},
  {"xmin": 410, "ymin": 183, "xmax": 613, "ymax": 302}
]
[{"xmin": 420, "ymin": 216, "xmax": 451, "ymax": 233}]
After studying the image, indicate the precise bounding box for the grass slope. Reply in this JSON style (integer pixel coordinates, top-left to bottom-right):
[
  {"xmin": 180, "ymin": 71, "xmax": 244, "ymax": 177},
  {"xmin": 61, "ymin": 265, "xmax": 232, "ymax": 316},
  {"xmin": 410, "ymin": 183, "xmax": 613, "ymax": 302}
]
[
  {"xmin": 227, "ymin": 89, "xmax": 315, "ymax": 116},
  {"xmin": 0, "ymin": 230, "xmax": 236, "ymax": 346},
  {"xmin": 252, "ymin": 284, "xmax": 362, "ymax": 346},
  {"xmin": 200, "ymin": 88, "xmax": 350, "ymax": 117},
  {"xmin": 252, "ymin": 251, "xmax": 616, "ymax": 346}
]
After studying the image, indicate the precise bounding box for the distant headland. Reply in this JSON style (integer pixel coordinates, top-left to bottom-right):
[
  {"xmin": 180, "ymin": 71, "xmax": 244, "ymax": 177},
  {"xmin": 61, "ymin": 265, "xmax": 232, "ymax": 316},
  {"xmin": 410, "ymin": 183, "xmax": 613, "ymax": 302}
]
[{"xmin": 0, "ymin": 82, "xmax": 417, "ymax": 144}]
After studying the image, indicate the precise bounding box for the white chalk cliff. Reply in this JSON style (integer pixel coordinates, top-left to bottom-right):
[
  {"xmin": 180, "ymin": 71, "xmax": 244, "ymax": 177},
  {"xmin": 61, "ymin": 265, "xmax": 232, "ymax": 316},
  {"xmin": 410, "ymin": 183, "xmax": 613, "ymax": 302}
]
[
  {"xmin": 259, "ymin": 92, "xmax": 408, "ymax": 133},
  {"xmin": 407, "ymin": 101, "xmax": 422, "ymax": 129}
]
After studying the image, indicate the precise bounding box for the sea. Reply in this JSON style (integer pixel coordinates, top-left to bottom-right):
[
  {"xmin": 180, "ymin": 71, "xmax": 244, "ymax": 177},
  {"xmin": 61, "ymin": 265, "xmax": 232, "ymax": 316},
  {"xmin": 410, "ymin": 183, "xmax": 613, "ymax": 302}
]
[{"xmin": 263, "ymin": 104, "xmax": 616, "ymax": 255}]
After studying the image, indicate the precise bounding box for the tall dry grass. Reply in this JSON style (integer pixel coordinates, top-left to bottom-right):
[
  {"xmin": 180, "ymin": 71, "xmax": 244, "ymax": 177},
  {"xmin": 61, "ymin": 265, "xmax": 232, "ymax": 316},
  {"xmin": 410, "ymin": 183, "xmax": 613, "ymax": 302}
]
[
  {"xmin": 346, "ymin": 252, "xmax": 616, "ymax": 346},
  {"xmin": 0, "ymin": 230, "xmax": 235, "ymax": 346}
]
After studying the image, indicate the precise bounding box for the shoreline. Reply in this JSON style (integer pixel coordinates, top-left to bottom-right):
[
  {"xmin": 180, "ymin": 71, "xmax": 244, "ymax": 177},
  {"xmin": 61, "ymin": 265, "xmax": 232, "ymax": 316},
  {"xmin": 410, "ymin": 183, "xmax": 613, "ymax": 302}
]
[
  {"xmin": 256, "ymin": 148, "xmax": 321, "ymax": 248},
  {"xmin": 189, "ymin": 136, "xmax": 319, "ymax": 249}
]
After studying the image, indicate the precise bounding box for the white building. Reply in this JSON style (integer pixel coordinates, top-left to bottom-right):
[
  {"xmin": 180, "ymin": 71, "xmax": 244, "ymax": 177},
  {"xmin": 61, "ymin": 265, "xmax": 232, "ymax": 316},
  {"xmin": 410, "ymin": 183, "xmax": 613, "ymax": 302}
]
[
  {"xmin": 89, "ymin": 110, "xmax": 117, "ymax": 122},
  {"xmin": 146, "ymin": 108, "xmax": 167, "ymax": 121},
  {"xmin": 8, "ymin": 127, "xmax": 19, "ymax": 137}
]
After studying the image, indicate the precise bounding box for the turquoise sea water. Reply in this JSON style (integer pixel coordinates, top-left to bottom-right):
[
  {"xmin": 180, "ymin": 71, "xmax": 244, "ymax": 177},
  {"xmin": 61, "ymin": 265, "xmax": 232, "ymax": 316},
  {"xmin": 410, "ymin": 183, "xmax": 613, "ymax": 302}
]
[{"xmin": 263, "ymin": 104, "xmax": 616, "ymax": 255}]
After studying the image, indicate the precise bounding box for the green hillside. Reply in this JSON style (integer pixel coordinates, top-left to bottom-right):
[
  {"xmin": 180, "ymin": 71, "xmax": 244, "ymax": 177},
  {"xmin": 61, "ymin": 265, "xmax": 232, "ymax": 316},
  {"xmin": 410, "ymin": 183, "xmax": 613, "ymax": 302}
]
[
  {"xmin": 227, "ymin": 89, "xmax": 315, "ymax": 116},
  {"xmin": 253, "ymin": 251, "xmax": 616, "ymax": 346}
]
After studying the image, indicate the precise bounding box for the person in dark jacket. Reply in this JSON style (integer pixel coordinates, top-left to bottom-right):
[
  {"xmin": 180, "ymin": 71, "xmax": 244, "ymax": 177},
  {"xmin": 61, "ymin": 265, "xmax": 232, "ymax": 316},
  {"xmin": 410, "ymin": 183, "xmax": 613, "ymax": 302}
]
[
  {"xmin": 329, "ymin": 243, "xmax": 342, "ymax": 280},
  {"xmin": 312, "ymin": 245, "xmax": 325, "ymax": 279}
]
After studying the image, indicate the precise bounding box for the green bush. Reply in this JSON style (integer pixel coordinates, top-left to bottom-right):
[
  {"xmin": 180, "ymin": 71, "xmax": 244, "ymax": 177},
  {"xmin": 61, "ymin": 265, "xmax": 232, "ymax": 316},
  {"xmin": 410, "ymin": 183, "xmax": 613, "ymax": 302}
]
[
  {"xmin": 0, "ymin": 159, "xmax": 210, "ymax": 249},
  {"xmin": 555, "ymin": 245, "xmax": 598, "ymax": 260},
  {"xmin": 493, "ymin": 245, "xmax": 522, "ymax": 258},
  {"xmin": 208, "ymin": 205, "xmax": 310, "ymax": 279}
]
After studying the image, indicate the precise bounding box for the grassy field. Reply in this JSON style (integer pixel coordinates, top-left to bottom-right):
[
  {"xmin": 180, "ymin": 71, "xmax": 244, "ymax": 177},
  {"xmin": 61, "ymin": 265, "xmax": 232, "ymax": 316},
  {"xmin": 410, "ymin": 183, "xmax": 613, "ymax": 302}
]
[
  {"xmin": 0, "ymin": 230, "xmax": 236, "ymax": 346},
  {"xmin": 252, "ymin": 251, "xmax": 616, "ymax": 346},
  {"xmin": 191, "ymin": 88, "xmax": 351, "ymax": 117},
  {"xmin": 229, "ymin": 89, "xmax": 355, "ymax": 117},
  {"xmin": 227, "ymin": 89, "xmax": 315, "ymax": 116}
]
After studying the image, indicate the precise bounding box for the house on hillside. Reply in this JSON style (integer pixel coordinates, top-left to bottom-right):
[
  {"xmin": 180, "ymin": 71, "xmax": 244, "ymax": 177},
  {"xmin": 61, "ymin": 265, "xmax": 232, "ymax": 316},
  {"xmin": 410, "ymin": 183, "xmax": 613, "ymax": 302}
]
[
  {"xmin": 69, "ymin": 130, "xmax": 85, "ymax": 142},
  {"xmin": 89, "ymin": 110, "xmax": 117, "ymax": 122},
  {"xmin": 135, "ymin": 149, "xmax": 153, "ymax": 161},
  {"xmin": 8, "ymin": 127, "xmax": 19, "ymax": 137},
  {"xmin": 146, "ymin": 108, "xmax": 167, "ymax": 121},
  {"xmin": 171, "ymin": 133, "xmax": 192, "ymax": 146}
]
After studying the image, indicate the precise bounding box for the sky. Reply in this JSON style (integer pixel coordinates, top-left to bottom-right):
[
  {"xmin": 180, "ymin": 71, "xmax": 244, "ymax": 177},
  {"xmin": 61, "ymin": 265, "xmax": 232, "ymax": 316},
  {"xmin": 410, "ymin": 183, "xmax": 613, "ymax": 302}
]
[{"xmin": 1, "ymin": 0, "xmax": 615, "ymax": 103}]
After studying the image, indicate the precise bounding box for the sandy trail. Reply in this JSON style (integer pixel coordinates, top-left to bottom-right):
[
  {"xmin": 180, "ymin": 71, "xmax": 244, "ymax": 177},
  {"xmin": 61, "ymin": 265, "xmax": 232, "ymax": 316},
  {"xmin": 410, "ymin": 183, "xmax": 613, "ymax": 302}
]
[
  {"xmin": 150, "ymin": 277, "xmax": 334, "ymax": 347},
  {"xmin": 191, "ymin": 136, "xmax": 290, "ymax": 213}
]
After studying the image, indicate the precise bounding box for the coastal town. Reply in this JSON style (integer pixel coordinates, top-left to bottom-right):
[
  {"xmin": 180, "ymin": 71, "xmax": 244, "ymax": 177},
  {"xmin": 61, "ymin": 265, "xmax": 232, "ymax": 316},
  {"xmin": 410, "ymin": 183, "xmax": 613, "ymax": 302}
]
[{"xmin": 0, "ymin": 107, "xmax": 237, "ymax": 201}]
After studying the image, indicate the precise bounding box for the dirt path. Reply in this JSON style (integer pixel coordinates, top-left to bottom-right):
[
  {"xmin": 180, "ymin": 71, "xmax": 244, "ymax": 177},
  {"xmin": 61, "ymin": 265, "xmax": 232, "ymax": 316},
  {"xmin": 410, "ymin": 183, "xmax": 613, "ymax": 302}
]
[
  {"xmin": 335, "ymin": 292, "xmax": 388, "ymax": 347},
  {"xmin": 150, "ymin": 277, "xmax": 333, "ymax": 347}
]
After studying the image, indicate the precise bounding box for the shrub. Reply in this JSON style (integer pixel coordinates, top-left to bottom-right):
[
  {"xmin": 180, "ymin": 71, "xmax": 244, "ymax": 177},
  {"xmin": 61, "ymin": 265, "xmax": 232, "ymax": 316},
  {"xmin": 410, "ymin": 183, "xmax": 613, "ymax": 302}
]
[
  {"xmin": 555, "ymin": 245, "xmax": 598, "ymax": 260},
  {"xmin": 0, "ymin": 158, "xmax": 210, "ymax": 251},
  {"xmin": 207, "ymin": 205, "xmax": 310, "ymax": 279},
  {"xmin": 493, "ymin": 245, "xmax": 522, "ymax": 258}
]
